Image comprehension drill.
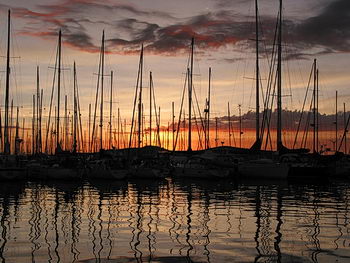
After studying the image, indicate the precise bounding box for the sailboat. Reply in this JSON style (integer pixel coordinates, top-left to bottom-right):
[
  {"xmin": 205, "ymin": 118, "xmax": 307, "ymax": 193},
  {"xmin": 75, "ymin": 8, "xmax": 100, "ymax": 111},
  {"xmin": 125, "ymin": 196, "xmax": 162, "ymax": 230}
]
[
  {"xmin": 170, "ymin": 38, "xmax": 231, "ymax": 179},
  {"xmin": 126, "ymin": 44, "xmax": 165, "ymax": 179},
  {"xmin": 0, "ymin": 10, "xmax": 26, "ymax": 181},
  {"xmin": 87, "ymin": 31, "xmax": 128, "ymax": 180},
  {"xmin": 27, "ymin": 30, "xmax": 83, "ymax": 181},
  {"xmin": 236, "ymin": 0, "xmax": 289, "ymax": 179}
]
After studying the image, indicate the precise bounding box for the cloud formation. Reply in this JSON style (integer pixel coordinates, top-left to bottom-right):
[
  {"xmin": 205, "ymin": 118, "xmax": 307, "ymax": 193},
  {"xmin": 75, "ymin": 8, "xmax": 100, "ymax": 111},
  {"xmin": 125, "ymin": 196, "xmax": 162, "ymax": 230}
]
[
  {"xmin": 295, "ymin": 0, "xmax": 350, "ymax": 53},
  {"xmin": 1, "ymin": 0, "xmax": 348, "ymax": 59}
]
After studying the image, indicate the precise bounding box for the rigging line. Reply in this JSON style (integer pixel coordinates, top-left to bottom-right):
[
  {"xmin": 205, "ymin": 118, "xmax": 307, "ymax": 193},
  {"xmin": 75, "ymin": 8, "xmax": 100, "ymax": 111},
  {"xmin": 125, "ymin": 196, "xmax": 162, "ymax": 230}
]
[
  {"xmin": 338, "ymin": 112, "xmax": 350, "ymax": 153},
  {"xmin": 192, "ymin": 85, "xmax": 206, "ymax": 138},
  {"xmin": 192, "ymin": 103, "xmax": 203, "ymax": 150},
  {"xmin": 151, "ymin": 75, "xmax": 161, "ymax": 148},
  {"xmin": 90, "ymin": 37, "xmax": 103, "ymax": 151},
  {"xmin": 75, "ymin": 66, "xmax": 84, "ymax": 152},
  {"xmin": 301, "ymin": 94, "xmax": 314, "ymax": 149},
  {"xmin": 260, "ymin": 12, "xmax": 279, "ymax": 141},
  {"xmin": 44, "ymin": 37, "xmax": 59, "ymax": 153},
  {"xmin": 174, "ymin": 71, "xmax": 188, "ymax": 151},
  {"xmin": 128, "ymin": 47, "xmax": 142, "ymax": 149},
  {"xmin": 293, "ymin": 64, "xmax": 313, "ymax": 149},
  {"xmin": 264, "ymin": 74, "xmax": 277, "ymax": 151},
  {"xmin": 263, "ymin": 55, "xmax": 278, "ymax": 151}
]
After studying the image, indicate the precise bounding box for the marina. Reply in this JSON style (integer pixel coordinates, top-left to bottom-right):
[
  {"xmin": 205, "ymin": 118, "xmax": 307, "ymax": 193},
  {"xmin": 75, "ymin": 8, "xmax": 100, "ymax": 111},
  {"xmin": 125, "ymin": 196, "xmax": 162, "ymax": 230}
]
[{"xmin": 0, "ymin": 0, "xmax": 350, "ymax": 261}]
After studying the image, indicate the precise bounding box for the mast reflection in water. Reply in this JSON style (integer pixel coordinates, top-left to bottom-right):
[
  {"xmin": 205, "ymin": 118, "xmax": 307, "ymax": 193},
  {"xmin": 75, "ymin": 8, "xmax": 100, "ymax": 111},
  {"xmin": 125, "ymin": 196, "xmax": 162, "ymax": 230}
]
[{"xmin": 0, "ymin": 179, "xmax": 349, "ymax": 262}]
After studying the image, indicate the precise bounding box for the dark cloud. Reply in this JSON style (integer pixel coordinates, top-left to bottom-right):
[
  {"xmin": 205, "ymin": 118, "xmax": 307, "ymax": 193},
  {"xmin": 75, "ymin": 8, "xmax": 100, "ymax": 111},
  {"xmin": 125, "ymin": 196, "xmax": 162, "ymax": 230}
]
[
  {"xmin": 2, "ymin": 0, "xmax": 349, "ymax": 59},
  {"xmin": 107, "ymin": 11, "xmax": 259, "ymax": 55},
  {"xmin": 295, "ymin": 0, "xmax": 350, "ymax": 53}
]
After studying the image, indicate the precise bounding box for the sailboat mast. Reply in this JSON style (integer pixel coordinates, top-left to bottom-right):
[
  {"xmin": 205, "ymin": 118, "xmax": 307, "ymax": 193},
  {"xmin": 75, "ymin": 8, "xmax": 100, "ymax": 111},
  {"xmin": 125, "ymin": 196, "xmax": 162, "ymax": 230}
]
[
  {"xmin": 64, "ymin": 95, "xmax": 67, "ymax": 150},
  {"xmin": 88, "ymin": 103, "xmax": 91, "ymax": 152},
  {"xmin": 56, "ymin": 30, "xmax": 62, "ymax": 151},
  {"xmin": 36, "ymin": 66, "xmax": 40, "ymax": 153},
  {"xmin": 32, "ymin": 95, "xmax": 35, "ymax": 154},
  {"xmin": 100, "ymin": 30, "xmax": 105, "ymax": 151},
  {"xmin": 149, "ymin": 71, "xmax": 152, "ymax": 146},
  {"xmin": 344, "ymin": 103, "xmax": 347, "ymax": 154},
  {"xmin": 188, "ymin": 37, "xmax": 194, "ymax": 152},
  {"xmin": 117, "ymin": 108, "xmax": 120, "ymax": 149},
  {"xmin": 207, "ymin": 67, "xmax": 211, "ymax": 149},
  {"xmin": 255, "ymin": 0, "xmax": 260, "ymax": 143},
  {"xmin": 277, "ymin": 0, "xmax": 283, "ymax": 151},
  {"xmin": 15, "ymin": 107, "xmax": 19, "ymax": 155},
  {"xmin": 73, "ymin": 62, "xmax": 77, "ymax": 153},
  {"xmin": 4, "ymin": 10, "xmax": 11, "ymax": 155},
  {"xmin": 0, "ymin": 109, "xmax": 2, "ymax": 152},
  {"xmin": 109, "ymin": 70, "xmax": 113, "ymax": 149},
  {"xmin": 313, "ymin": 59, "xmax": 316, "ymax": 153},
  {"xmin": 316, "ymin": 69, "xmax": 319, "ymax": 153},
  {"xmin": 228, "ymin": 102, "xmax": 231, "ymax": 147},
  {"xmin": 172, "ymin": 102, "xmax": 175, "ymax": 151},
  {"xmin": 239, "ymin": 104, "xmax": 242, "ymax": 148},
  {"xmin": 138, "ymin": 44, "xmax": 144, "ymax": 148},
  {"xmin": 39, "ymin": 89, "xmax": 43, "ymax": 153},
  {"xmin": 215, "ymin": 117, "xmax": 218, "ymax": 147},
  {"xmin": 335, "ymin": 91, "xmax": 338, "ymax": 151}
]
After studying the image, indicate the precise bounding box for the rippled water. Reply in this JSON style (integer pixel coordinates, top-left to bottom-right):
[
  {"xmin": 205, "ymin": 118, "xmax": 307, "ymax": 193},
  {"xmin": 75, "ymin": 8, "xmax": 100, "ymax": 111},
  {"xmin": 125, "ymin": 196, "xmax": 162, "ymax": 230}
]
[{"xmin": 0, "ymin": 178, "xmax": 349, "ymax": 263}]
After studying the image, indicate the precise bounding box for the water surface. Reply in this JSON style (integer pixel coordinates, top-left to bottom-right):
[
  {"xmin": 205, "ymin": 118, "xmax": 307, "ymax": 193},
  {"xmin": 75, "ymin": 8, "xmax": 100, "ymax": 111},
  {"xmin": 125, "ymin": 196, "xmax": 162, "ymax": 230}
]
[{"xmin": 0, "ymin": 178, "xmax": 349, "ymax": 262}]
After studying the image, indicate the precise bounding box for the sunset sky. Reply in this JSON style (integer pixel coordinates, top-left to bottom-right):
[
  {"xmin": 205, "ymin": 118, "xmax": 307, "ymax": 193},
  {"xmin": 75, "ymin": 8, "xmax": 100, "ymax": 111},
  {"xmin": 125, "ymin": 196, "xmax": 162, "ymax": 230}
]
[{"xmin": 0, "ymin": 0, "xmax": 349, "ymax": 127}]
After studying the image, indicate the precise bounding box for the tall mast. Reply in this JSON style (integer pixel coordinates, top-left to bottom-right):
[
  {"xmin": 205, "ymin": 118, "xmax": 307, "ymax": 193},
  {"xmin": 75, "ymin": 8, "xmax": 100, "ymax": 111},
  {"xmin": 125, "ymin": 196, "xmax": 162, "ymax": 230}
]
[
  {"xmin": 188, "ymin": 37, "xmax": 194, "ymax": 152},
  {"xmin": 335, "ymin": 90, "xmax": 338, "ymax": 151},
  {"xmin": 36, "ymin": 66, "xmax": 40, "ymax": 153},
  {"xmin": 316, "ymin": 68, "xmax": 319, "ymax": 153},
  {"xmin": 207, "ymin": 67, "xmax": 211, "ymax": 149},
  {"xmin": 0, "ymin": 109, "xmax": 2, "ymax": 152},
  {"xmin": 64, "ymin": 95, "xmax": 67, "ymax": 150},
  {"xmin": 277, "ymin": 0, "xmax": 283, "ymax": 151},
  {"xmin": 15, "ymin": 107, "xmax": 19, "ymax": 155},
  {"xmin": 32, "ymin": 95, "xmax": 35, "ymax": 154},
  {"xmin": 239, "ymin": 104, "xmax": 242, "ymax": 148},
  {"xmin": 255, "ymin": 0, "xmax": 260, "ymax": 145},
  {"xmin": 215, "ymin": 117, "xmax": 218, "ymax": 147},
  {"xmin": 149, "ymin": 71, "xmax": 152, "ymax": 146},
  {"xmin": 109, "ymin": 70, "xmax": 113, "ymax": 149},
  {"xmin": 4, "ymin": 10, "xmax": 11, "ymax": 155},
  {"xmin": 158, "ymin": 106, "xmax": 161, "ymax": 147},
  {"xmin": 138, "ymin": 44, "xmax": 144, "ymax": 148},
  {"xmin": 21, "ymin": 118, "xmax": 25, "ymax": 154},
  {"xmin": 313, "ymin": 59, "xmax": 316, "ymax": 153},
  {"xmin": 344, "ymin": 103, "xmax": 347, "ymax": 154},
  {"xmin": 228, "ymin": 102, "xmax": 231, "ymax": 146},
  {"xmin": 39, "ymin": 89, "xmax": 43, "ymax": 153},
  {"xmin": 88, "ymin": 103, "xmax": 91, "ymax": 152},
  {"xmin": 73, "ymin": 62, "xmax": 77, "ymax": 153},
  {"xmin": 100, "ymin": 30, "xmax": 105, "ymax": 151},
  {"xmin": 56, "ymin": 30, "xmax": 62, "ymax": 151},
  {"xmin": 117, "ymin": 108, "xmax": 120, "ymax": 149},
  {"xmin": 10, "ymin": 100, "xmax": 13, "ymax": 150},
  {"xmin": 172, "ymin": 102, "xmax": 175, "ymax": 151}
]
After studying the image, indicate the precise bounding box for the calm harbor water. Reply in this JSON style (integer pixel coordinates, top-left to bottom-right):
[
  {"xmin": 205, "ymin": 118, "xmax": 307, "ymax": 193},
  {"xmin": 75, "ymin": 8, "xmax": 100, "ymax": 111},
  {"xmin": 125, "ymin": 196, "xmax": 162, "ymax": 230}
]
[{"xmin": 0, "ymin": 178, "xmax": 349, "ymax": 263}]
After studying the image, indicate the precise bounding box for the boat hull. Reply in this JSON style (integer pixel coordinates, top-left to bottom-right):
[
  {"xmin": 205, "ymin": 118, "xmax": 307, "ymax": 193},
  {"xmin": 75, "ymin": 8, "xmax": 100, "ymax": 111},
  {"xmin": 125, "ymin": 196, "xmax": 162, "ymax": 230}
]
[
  {"xmin": 0, "ymin": 167, "xmax": 26, "ymax": 181},
  {"xmin": 238, "ymin": 162, "xmax": 289, "ymax": 179}
]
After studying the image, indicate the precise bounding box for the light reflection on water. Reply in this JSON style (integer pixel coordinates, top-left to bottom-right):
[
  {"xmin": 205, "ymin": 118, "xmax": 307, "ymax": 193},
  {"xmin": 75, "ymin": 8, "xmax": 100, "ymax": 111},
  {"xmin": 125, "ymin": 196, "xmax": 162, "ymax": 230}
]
[{"xmin": 0, "ymin": 179, "xmax": 349, "ymax": 263}]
